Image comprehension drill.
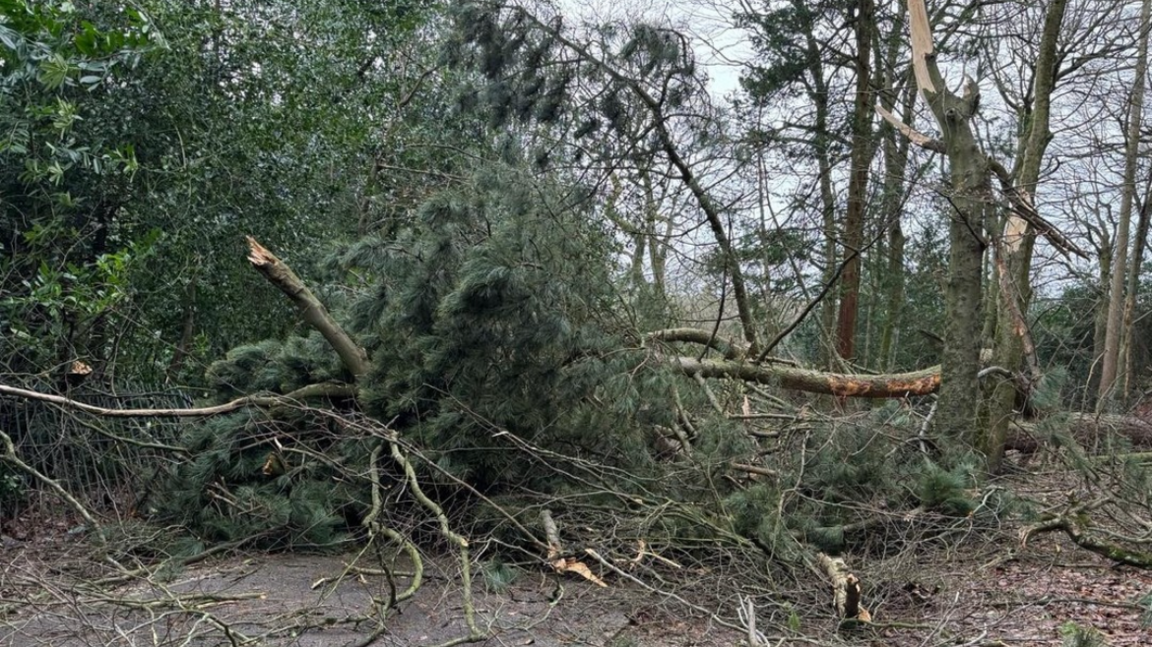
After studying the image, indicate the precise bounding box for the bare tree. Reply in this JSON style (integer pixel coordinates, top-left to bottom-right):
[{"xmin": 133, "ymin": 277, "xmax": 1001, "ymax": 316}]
[{"xmin": 1099, "ymin": 0, "xmax": 1151, "ymax": 406}]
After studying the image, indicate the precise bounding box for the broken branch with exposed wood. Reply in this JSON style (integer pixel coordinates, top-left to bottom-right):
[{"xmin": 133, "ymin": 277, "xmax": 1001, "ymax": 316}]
[{"xmin": 246, "ymin": 236, "xmax": 370, "ymax": 378}]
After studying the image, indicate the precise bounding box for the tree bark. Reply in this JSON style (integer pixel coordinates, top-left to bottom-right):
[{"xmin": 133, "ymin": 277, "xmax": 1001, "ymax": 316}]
[
  {"xmin": 982, "ymin": 0, "xmax": 1069, "ymax": 470},
  {"xmin": 672, "ymin": 357, "xmax": 940, "ymax": 398},
  {"xmin": 903, "ymin": 0, "xmax": 992, "ymax": 450},
  {"xmin": 789, "ymin": 0, "xmax": 839, "ymax": 366},
  {"xmin": 876, "ymin": 17, "xmax": 916, "ymax": 371},
  {"xmin": 1100, "ymin": 0, "xmax": 1151, "ymax": 406},
  {"xmin": 1091, "ymin": 224, "xmax": 1112, "ymax": 401},
  {"xmin": 835, "ymin": 0, "xmax": 876, "ymax": 362},
  {"xmin": 245, "ymin": 237, "xmax": 370, "ymax": 379},
  {"xmin": 1120, "ymin": 174, "xmax": 1152, "ymax": 396}
]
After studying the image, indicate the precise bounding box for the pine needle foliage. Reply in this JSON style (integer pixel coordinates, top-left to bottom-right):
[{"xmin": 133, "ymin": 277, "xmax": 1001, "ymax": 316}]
[
  {"xmin": 718, "ymin": 408, "xmax": 989, "ymax": 558},
  {"xmin": 149, "ymin": 159, "xmax": 677, "ymax": 544},
  {"xmin": 349, "ymin": 163, "xmax": 650, "ymax": 489},
  {"xmin": 146, "ymin": 410, "xmax": 369, "ymax": 549}
]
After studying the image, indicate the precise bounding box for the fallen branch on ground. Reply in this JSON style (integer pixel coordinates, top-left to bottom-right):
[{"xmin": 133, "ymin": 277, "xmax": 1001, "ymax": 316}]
[{"xmin": 1020, "ymin": 497, "xmax": 1152, "ymax": 568}]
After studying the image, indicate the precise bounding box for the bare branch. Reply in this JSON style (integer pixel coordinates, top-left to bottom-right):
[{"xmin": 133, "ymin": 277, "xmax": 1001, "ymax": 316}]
[
  {"xmin": 875, "ymin": 103, "xmax": 944, "ymax": 152},
  {"xmin": 672, "ymin": 357, "xmax": 940, "ymax": 398},
  {"xmin": 0, "ymin": 382, "xmax": 355, "ymax": 418}
]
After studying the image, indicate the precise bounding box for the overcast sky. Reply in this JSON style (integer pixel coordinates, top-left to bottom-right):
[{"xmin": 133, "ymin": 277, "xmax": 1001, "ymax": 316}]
[{"xmin": 562, "ymin": 0, "xmax": 754, "ymax": 98}]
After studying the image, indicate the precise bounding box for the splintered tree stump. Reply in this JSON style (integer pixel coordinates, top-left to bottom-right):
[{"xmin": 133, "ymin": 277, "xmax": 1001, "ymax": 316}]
[{"xmin": 817, "ymin": 553, "xmax": 871, "ymax": 624}]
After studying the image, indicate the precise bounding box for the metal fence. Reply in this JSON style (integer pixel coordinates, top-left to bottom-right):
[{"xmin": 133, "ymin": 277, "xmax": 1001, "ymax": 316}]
[{"xmin": 0, "ymin": 381, "xmax": 194, "ymax": 514}]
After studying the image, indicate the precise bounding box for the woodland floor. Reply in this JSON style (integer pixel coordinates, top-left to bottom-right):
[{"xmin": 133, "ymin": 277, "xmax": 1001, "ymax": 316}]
[{"xmin": 2, "ymin": 468, "xmax": 1151, "ymax": 647}]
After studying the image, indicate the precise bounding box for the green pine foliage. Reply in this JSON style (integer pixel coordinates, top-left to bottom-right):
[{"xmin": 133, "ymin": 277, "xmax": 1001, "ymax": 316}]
[
  {"xmin": 148, "ymin": 159, "xmax": 679, "ymax": 545},
  {"xmin": 145, "ymin": 412, "xmax": 368, "ymax": 550},
  {"xmin": 347, "ymin": 163, "xmax": 653, "ymax": 489},
  {"xmin": 717, "ymin": 409, "xmax": 991, "ymax": 558},
  {"xmin": 914, "ymin": 462, "xmax": 978, "ymax": 517},
  {"xmin": 205, "ymin": 333, "xmax": 349, "ymax": 399}
]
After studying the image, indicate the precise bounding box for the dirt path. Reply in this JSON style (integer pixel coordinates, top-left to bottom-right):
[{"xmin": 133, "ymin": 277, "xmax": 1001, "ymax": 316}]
[
  {"xmin": 3, "ymin": 515, "xmax": 1152, "ymax": 646},
  {"xmin": 1, "ymin": 546, "xmax": 738, "ymax": 647}
]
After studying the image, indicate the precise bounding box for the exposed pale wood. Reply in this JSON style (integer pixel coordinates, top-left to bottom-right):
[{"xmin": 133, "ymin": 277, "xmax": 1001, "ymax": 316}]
[
  {"xmin": 988, "ymin": 160, "xmax": 1087, "ymax": 259},
  {"xmin": 906, "ymin": 0, "xmax": 935, "ymax": 93},
  {"xmin": 540, "ymin": 510, "xmax": 563, "ymax": 561},
  {"xmin": 246, "ymin": 237, "xmax": 370, "ymax": 378},
  {"xmin": 731, "ymin": 463, "xmax": 779, "ymax": 478},
  {"xmin": 875, "ymin": 103, "xmax": 944, "ymax": 152},
  {"xmin": 817, "ymin": 553, "xmax": 870, "ymax": 621},
  {"xmin": 673, "ymin": 357, "xmax": 940, "ymax": 398}
]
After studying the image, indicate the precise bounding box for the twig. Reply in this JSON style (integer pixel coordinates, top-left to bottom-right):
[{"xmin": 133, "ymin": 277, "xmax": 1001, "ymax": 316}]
[
  {"xmin": 0, "ymin": 428, "xmax": 104, "ymax": 545},
  {"xmin": 584, "ymin": 548, "xmax": 748, "ymax": 633}
]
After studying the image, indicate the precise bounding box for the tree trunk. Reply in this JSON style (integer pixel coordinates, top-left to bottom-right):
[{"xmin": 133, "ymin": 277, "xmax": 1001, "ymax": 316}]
[
  {"xmin": 1099, "ymin": 0, "xmax": 1151, "ymax": 406},
  {"xmin": 904, "ymin": 0, "xmax": 992, "ymax": 448},
  {"xmin": 1120, "ymin": 175, "xmax": 1152, "ymax": 396},
  {"xmin": 983, "ymin": 0, "xmax": 1069, "ymax": 471},
  {"xmin": 672, "ymin": 357, "xmax": 940, "ymax": 398},
  {"xmin": 835, "ymin": 0, "xmax": 876, "ymax": 362},
  {"xmin": 641, "ymin": 167, "xmax": 669, "ymax": 303},
  {"xmin": 246, "ymin": 237, "xmax": 370, "ymax": 379},
  {"xmin": 876, "ymin": 17, "xmax": 915, "ymax": 371},
  {"xmin": 797, "ymin": 9, "xmax": 839, "ymax": 367},
  {"xmin": 1091, "ymin": 225, "xmax": 1112, "ymax": 403}
]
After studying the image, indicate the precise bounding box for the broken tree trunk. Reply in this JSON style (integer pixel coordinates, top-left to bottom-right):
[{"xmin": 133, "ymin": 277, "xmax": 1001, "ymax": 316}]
[
  {"xmin": 900, "ymin": 0, "xmax": 993, "ymax": 451},
  {"xmin": 649, "ymin": 327, "xmax": 940, "ymax": 398},
  {"xmin": 245, "ymin": 236, "xmax": 370, "ymax": 379},
  {"xmin": 817, "ymin": 553, "xmax": 871, "ymax": 623}
]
